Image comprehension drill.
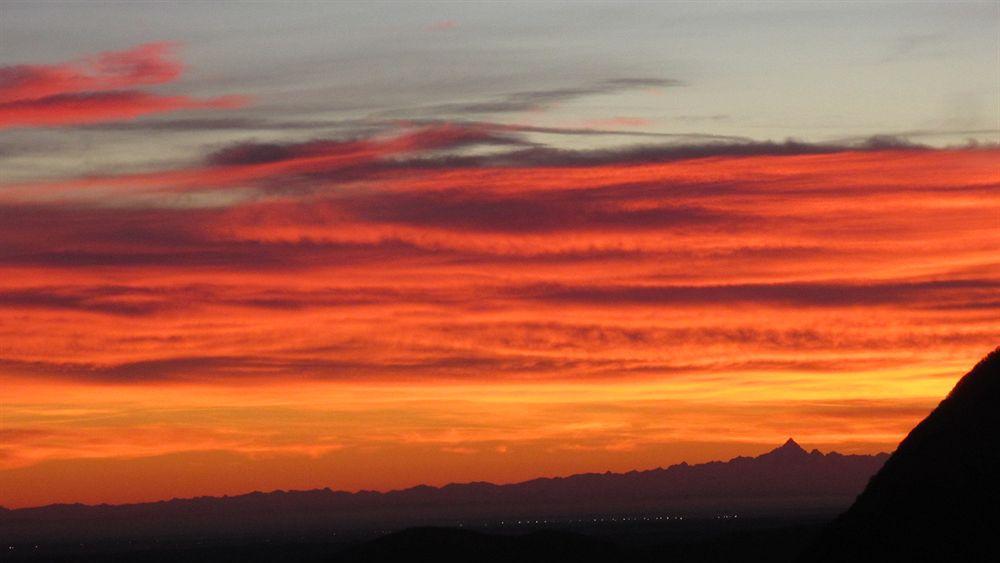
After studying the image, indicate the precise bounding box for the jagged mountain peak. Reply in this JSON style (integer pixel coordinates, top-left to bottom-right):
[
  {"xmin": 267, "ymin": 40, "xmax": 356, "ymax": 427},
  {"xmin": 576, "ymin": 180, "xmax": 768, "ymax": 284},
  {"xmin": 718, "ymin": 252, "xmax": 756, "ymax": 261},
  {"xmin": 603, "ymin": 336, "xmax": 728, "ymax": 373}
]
[
  {"xmin": 780, "ymin": 437, "xmax": 804, "ymax": 451},
  {"xmin": 758, "ymin": 437, "xmax": 809, "ymax": 460}
]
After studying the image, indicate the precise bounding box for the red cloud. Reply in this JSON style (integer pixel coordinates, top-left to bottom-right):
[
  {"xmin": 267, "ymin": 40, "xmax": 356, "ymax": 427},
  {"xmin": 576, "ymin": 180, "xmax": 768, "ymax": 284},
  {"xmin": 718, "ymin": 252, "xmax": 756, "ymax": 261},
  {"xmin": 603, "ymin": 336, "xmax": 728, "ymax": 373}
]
[
  {"xmin": 426, "ymin": 20, "xmax": 458, "ymax": 31},
  {"xmin": 0, "ymin": 43, "xmax": 246, "ymax": 128},
  {"xmin": 0, "ymin": 42, "xmax": 181, "ymax": 102},
  {"xmin": 0, "ymin": 91, "xmax": 246, "ymax": 128}
]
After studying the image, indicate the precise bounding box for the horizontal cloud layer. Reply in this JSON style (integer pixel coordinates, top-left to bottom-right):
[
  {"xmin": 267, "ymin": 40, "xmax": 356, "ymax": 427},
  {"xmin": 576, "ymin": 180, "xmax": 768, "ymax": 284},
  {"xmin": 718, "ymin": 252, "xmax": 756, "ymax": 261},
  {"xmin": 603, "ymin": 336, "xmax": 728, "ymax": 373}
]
[{"xmin": 2, "ymin": 126, "xmax": 996, "ymax": 385}]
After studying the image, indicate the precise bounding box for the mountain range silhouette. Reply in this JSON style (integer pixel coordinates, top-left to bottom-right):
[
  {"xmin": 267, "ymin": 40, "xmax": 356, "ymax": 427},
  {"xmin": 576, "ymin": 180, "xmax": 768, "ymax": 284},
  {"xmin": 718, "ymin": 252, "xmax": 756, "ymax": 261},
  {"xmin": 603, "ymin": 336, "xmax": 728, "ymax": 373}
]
[{"xmin": 1, "ymin": 439, "xmax": 885, "ymax": 544}]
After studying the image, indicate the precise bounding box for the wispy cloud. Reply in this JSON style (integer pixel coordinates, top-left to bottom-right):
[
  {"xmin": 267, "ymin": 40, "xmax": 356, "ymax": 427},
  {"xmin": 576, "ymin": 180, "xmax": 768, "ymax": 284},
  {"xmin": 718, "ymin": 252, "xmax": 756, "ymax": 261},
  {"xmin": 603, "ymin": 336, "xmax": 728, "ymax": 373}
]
[{"xmin": 394, "ymin": 78, "xmax": 682, "ymax": 116}]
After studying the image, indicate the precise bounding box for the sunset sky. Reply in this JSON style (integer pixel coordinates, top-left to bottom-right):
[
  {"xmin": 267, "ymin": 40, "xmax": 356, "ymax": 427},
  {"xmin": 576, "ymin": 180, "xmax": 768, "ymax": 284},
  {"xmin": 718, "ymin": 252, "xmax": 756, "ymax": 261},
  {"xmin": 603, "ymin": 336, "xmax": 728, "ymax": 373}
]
[{"xmin": 1, "ymin": 2, "xmax": 998, "ymax": 509}]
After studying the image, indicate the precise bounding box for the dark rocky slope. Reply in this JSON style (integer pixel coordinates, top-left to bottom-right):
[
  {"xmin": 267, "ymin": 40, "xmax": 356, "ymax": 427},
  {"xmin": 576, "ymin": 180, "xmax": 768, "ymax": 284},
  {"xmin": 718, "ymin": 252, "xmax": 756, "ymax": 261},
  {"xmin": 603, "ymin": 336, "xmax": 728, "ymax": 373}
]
[{"xmin": 804, "ymin": 348, "xmax": 1000, "ymax": 561}]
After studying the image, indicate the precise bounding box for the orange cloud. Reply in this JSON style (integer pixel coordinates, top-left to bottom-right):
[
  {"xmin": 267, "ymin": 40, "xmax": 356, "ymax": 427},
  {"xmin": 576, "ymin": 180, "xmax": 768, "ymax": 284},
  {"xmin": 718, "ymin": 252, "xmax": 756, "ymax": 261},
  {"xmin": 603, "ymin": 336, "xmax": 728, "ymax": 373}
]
[{"xmin": 0, "ymin": 121, "xmax": 997, "ymax": 507}]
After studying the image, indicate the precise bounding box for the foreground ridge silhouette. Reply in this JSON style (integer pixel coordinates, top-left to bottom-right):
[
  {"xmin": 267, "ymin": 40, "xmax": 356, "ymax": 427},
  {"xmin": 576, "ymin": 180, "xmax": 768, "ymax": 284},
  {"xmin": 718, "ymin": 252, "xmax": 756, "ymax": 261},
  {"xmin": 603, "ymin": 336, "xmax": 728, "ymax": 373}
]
[{"xmin": 804, "ymin": 347, "xmax": 1000, "ymax": 562}]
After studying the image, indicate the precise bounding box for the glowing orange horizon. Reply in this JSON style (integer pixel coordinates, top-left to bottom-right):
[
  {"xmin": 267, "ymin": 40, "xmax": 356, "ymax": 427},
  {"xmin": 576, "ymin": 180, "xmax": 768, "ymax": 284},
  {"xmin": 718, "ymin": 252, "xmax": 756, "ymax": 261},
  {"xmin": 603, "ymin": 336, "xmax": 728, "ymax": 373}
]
[{"xmin": 1, "ymin": 45, "xmax": 997, "ymax": 509}]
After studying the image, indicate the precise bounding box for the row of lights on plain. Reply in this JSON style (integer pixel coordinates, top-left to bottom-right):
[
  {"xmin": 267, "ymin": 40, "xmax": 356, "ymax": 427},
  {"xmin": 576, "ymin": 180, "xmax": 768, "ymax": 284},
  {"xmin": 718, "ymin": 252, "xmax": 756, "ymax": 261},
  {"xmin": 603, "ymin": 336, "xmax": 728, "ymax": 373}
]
[{"xmin": 491, "ymin": 515, "xmax": 696, "ymax": 526}]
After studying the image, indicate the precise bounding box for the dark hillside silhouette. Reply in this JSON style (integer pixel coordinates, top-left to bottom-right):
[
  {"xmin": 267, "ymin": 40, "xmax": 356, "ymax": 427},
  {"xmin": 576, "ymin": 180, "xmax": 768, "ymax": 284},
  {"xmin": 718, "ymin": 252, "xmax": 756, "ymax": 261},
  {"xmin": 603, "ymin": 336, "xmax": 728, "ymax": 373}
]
[{"xmin": 805, "ymin": 347, "xmax": 1000, "ymax": 561}]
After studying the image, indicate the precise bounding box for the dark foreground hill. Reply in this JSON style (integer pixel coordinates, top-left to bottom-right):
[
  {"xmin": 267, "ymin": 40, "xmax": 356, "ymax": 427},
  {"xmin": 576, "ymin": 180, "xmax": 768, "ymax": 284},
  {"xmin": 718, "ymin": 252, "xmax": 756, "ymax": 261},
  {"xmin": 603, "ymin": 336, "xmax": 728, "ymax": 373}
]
[
  {"xmin": 333, "ymin": 524, "xmax": 826, "ymax": 563},
  {"xmin": 339, "ymin": 523, "xmax": 832, "ymax": 563},
  {"xmin": 804, "ymin": 347, "xmax": 1000, "ymax": 562},
  {"xmin": 0, "ymin": 440, "xmax": 885, "ymax": 544},
  {"xmin": 4, "ymin": 520, "xmax": 828, "ymax": 563}
]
